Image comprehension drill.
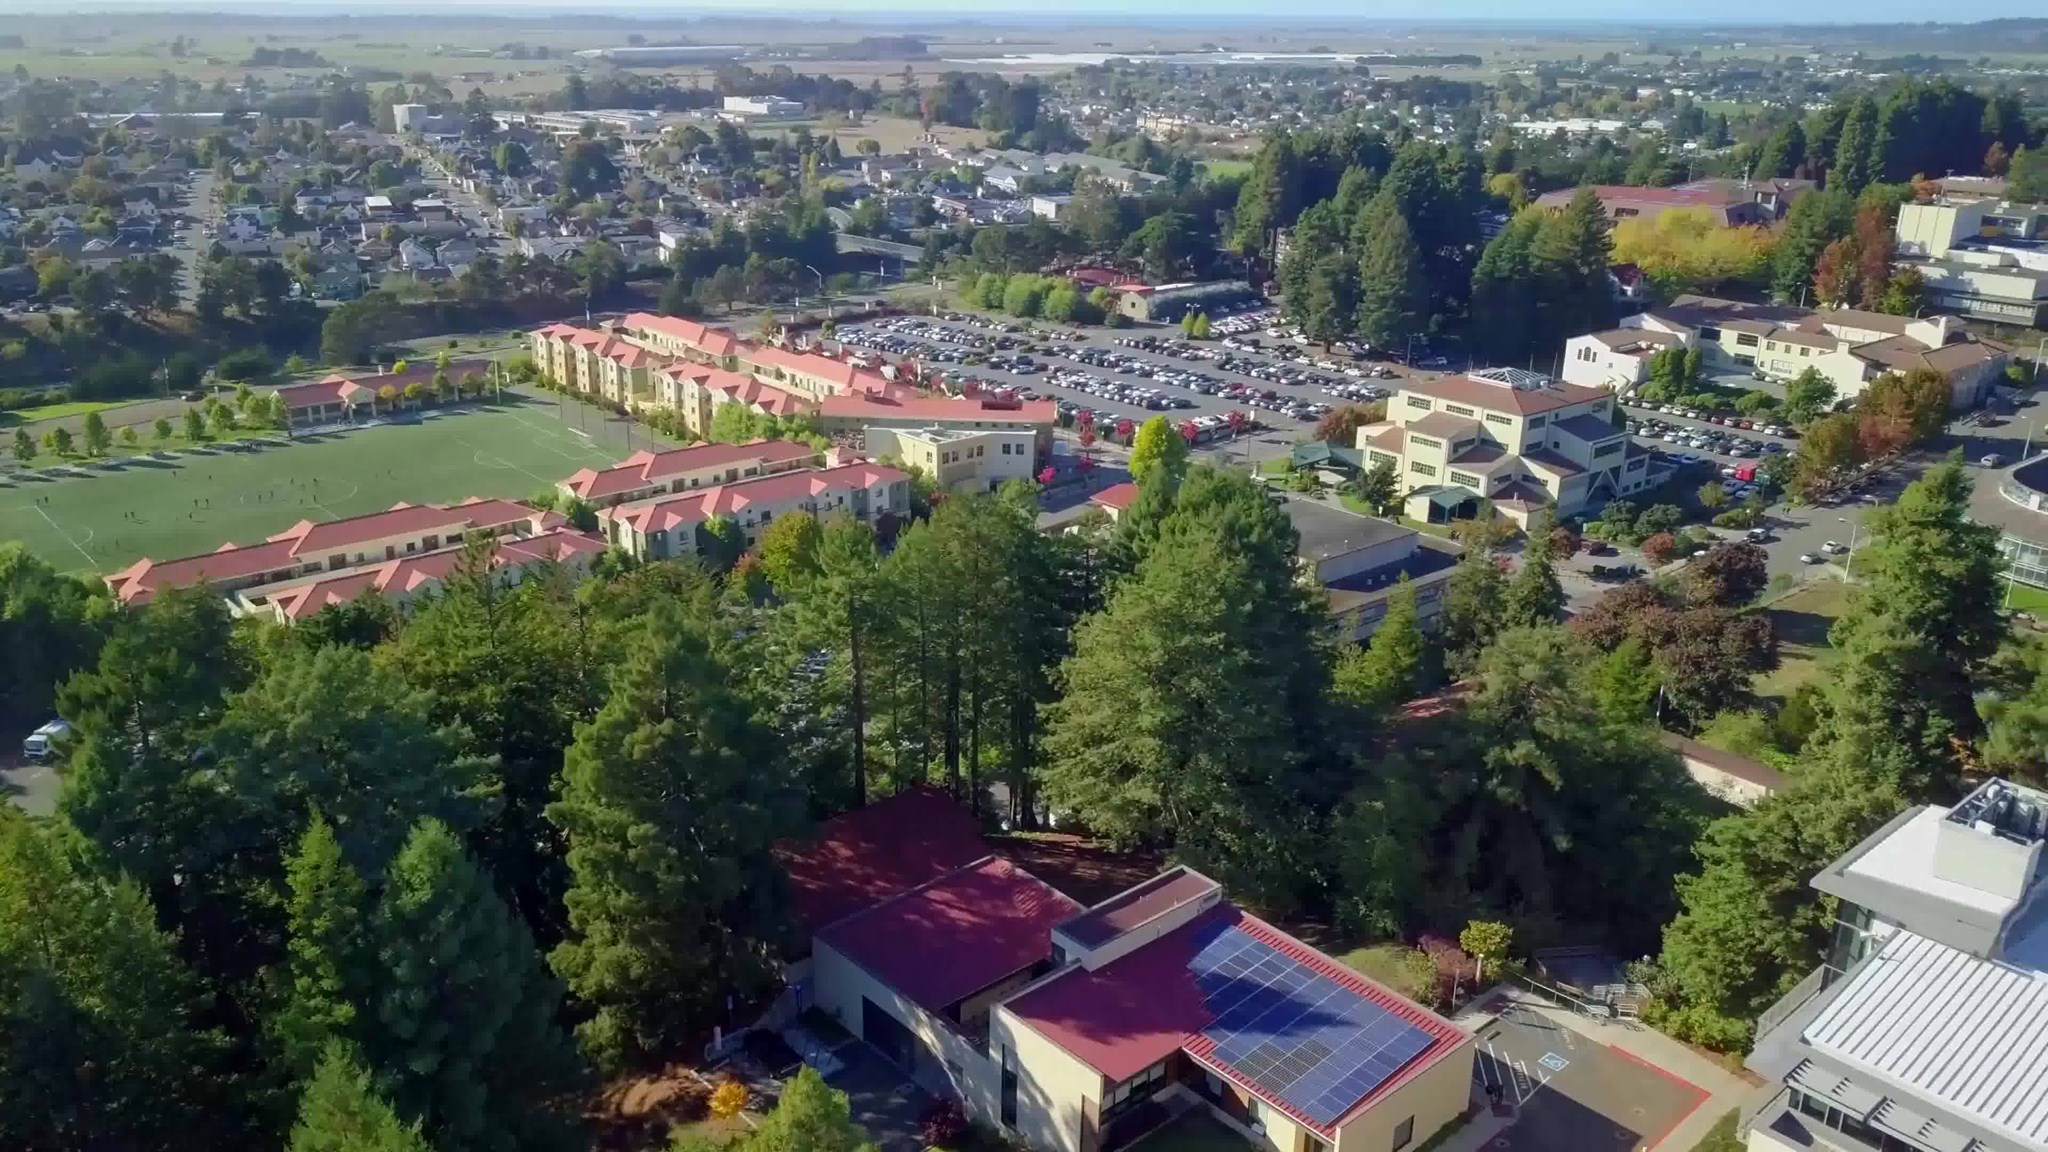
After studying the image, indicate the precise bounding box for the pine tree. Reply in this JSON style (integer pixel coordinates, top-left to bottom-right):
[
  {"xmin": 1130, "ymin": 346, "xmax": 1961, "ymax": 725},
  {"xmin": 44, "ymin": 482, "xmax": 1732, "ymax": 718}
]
[
  {"xmin": 1530, "ymin": 187, "xmax": 1615, "ymax": 350},
  {"xmin": 367, "ymin": 820, "xmax": 584, "ymax": 1152},
  {"xmin": 1332, "ymin": 577, "xmax": 1425, "ymax": 711},
  {"xmin": 1437, "ymin": 548, "xmax": 1507, "ymax": 673},
  {"xmin": 1354, "ymin": 194, "xmax": 1427, "ymax": 347},
  {"xmin": 1469, "ymin": 210, "xmax": 1541, "ymax": 365},
  {"xmin": 1503, "ymin": 526, "xmax": 1567, "ymax": 628},
  {"xmin": 1831, "ymin": 97, "xmax": 1878, "ymax": 196},
  {"xmin": 287, "ymin": 1043, "xmax": 430, "ymax": 1152},
  {"xmin": 547, "ymin": 598, "xmax": 796, "ymax": 1070},
  {"xmin": 273, "ymin": 816, "xmax": 373, "ymax": 1078}
]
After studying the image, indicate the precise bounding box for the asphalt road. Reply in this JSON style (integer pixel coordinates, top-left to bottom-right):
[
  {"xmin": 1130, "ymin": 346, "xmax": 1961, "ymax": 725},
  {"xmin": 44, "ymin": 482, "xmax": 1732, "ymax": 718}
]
[
  {"xmin": 169, "ymin": 170, "xmax": 215, "ymax": 305},
  {"xmin": 0, "ymin": 753, "xmax": 59, "ymax": 817}
]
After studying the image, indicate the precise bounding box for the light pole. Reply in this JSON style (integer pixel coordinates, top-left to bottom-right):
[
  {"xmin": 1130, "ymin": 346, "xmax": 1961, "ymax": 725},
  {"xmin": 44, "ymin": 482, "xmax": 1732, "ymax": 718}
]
[
  {"xmin": 802, "ymin": 264, "xmax": 826, "ymax": 317},
  {"xmin": 1838, "ymin": 516, "xmax": 1862, "ymax": 579}
]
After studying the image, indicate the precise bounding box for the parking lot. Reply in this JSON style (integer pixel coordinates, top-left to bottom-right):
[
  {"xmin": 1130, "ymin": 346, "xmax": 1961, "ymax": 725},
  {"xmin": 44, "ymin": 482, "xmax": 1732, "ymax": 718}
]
[
  {"xmin": 1472, "ymin": 1004, "xmax": 1708, "ymax": 1152},
  {"xmin": 835, "ymin": 307, "xmax": 1416, "ymax": 458}
]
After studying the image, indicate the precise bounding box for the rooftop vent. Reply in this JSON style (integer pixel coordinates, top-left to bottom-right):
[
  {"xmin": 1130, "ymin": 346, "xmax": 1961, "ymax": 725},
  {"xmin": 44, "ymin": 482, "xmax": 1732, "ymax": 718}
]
[{"xmin": 1946, "ymin": 779, "xmax": 2048, "ymax": 847}]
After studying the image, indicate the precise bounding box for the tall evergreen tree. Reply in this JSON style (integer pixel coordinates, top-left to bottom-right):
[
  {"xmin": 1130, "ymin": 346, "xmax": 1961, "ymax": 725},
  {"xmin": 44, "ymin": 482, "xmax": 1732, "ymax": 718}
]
[
  {"xmin": 1469, "ymin": 210, "xmax": 1542, "ymax": 365},
  {"xmin": 1752, "ymin": 121, "xmax": 1806, "ymax": 179},
  {"xmin": 272, "ymin": 817, "xmax": 374, "ymax": 1079},
  {"xmin": 1436, "ymin": 547, "xmax": 1507, "ymax": 674},
  {"xmin": 1530, "ymin": 187, "xmax": 1615, "ymax": 350},
  {"xmin": 1769, "ymin": 187, "xmax": 1854, "ymax": 303},
  {"xmin": 1332, "ymin": 577, "xmax": 1425, "ymax": 712},
  {"xmin": 1830, "ymin": 96, "xmax": 1879, "ymax": 196},
  {"xmin": 798, "ymin": 517, "xmax": 885, "ymax": 807},
  {"xmin": 367, "ymin": 820, "xmax": 584, "ymax": 1152},
  {"xmin": 0, "ymin": 807, "xmax": 233, "ymax": 1151},
  {"xmin": 1042, "ymin": 468, "xmax": 1337, "ymax": 910},
  {"xmin": 1503, "ymin": 525, "xmax": 1567, "ymax": 628},
  {"xmin": 1354, "ymin": 195, "xmax": 1427, "ymax": 347},
  {"xmin": 548, "ymin": 597, "xmax": 796, "ymax": 1070},
  {"xmin": 287, "ymin": 1043, "xmax": 430, "ymax": 1152}
]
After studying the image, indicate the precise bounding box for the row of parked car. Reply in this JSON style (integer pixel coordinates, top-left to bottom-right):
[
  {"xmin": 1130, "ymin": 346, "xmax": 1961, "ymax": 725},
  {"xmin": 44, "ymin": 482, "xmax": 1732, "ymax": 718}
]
[
  {"xmin": 1618, "ymin": 395, "xmax": 1798, "ymax": 440},
  {"xmin": 1628, "ymin": 416, "xmax": 1786, "ymax": 460}
]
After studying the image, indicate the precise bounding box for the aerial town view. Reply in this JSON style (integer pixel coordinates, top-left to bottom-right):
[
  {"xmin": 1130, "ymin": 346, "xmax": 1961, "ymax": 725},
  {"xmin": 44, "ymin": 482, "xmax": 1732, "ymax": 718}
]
[{"xmin": 3, "ymin": 3, "xmax": 2048, "ymax": 1152}]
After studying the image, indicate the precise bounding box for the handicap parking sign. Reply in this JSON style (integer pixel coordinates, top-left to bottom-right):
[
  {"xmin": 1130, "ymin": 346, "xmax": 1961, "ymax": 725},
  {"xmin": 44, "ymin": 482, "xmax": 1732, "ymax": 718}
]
[{"xmin": 1538, "ymin": 1052, "xmax": 1569, "ymax": 1072}]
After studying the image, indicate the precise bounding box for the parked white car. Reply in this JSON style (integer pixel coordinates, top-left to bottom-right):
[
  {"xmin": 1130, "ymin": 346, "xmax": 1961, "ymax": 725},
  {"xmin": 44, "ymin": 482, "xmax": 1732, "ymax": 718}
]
[{"xmin": 22, "ymin": 719, "xmax": 71, "ymax": 762}]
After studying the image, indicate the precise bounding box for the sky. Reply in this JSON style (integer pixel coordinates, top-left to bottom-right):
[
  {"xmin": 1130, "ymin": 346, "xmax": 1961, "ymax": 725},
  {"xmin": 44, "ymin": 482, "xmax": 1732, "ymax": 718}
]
[{"xmin": 11, "ymin": 2, "xmax": 2048, "ymax": 22}]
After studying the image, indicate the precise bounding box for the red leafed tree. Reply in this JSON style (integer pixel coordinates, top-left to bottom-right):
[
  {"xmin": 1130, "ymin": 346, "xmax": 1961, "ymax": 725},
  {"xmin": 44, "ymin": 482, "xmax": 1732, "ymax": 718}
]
[
  {"xmin": 1812, "ymin": 236, "xmax": 1860, "ymax": 306},
  {"xmin": 1852, "ymin": 206, "xmax": 1895, "ymax": 311},
  {"xmin": 1640, "ymin": 532, "xmax": 1679, "ymax": 566},
  {"xmin": 1549, "ymin": 526, "xmax": 1580, "ymax": 560},
  {"xmin": 1037, "ymin": 465, "xmax": 1056, "ymax": 485},
  {"xmin": 1178, "ymin": 420, "xmax": 1198, "ymax": 444},
  {"xmin": 1077, "ymin": 419, "xmax": 1096, "ymax": 450},
  {"xmin": 1226, "ymin": 409, "xmax": 1247, "ymax": 438},
  {"xmin": 1114, "ymin": 418, "xmax": 1135, "ymax": 443}
]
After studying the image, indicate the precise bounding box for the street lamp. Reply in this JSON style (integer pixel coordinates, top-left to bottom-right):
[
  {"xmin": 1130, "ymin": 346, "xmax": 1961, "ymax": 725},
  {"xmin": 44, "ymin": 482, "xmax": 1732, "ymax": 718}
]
[{"xmin": 1838, "ymin": 516, "xmax": 1862, "ymax": 580}]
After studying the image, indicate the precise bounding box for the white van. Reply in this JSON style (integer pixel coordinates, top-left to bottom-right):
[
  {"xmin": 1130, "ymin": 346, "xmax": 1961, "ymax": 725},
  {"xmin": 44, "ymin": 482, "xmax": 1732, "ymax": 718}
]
[{"xmin": 22, "ymin": 719, "xmax": 71, "ymax": 762}]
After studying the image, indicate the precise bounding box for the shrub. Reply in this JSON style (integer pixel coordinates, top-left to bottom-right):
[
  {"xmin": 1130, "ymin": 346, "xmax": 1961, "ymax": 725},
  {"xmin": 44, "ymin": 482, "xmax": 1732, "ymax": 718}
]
[
  {"xmin": 708, "ymin": 1078, "xmax": 749, "ymax": 1120},
  {"xmin": 1641, "ymin": 532, "xmax": 1678, "ymax": 565},
  {"xmin": 919, "ymin": 1099, "xmax": 968, "ymax": 1149}
]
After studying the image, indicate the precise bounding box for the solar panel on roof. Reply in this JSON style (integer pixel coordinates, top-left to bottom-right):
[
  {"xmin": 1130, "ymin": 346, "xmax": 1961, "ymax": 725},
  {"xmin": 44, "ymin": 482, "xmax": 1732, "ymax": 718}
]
[{"xmin": 1187, "ymin": 925, "xmax": 1434, "ymax": 1128}]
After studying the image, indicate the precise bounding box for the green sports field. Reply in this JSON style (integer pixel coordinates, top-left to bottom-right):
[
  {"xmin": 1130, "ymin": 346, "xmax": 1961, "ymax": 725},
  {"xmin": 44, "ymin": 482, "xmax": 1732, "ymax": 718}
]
[{"xmin": 0, "ymin": 397, "xmax": 668, "ymax": 577}]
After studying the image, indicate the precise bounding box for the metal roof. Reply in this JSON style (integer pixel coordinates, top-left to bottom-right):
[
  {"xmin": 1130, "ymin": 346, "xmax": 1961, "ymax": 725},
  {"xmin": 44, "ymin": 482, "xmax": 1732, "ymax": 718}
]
[{"xmin": 1804, "ymin": 929, "xmax": 2048, "ymax": 1147}]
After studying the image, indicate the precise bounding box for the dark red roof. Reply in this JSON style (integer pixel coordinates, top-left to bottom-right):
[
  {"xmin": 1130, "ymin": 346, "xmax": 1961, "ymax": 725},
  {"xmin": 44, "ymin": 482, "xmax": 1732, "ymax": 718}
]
[
  {"xmin": 775, "ymin": 787, "xmax": 988, "ymax": 935},
  {"xmin": 1005, "ymin": 905, "xmax": 1467, "ymax": 1137},
  {"xmin": 1089, "ymin": 481, "xmax": 1139, "ymax": 512},
  {"xmin": 1057, "ymin": 867, "xmax": 1217, "ymax": 948},
  {"xmin": 819, "ymin": 856, "xmax": 1081, "ymax": 1013}
]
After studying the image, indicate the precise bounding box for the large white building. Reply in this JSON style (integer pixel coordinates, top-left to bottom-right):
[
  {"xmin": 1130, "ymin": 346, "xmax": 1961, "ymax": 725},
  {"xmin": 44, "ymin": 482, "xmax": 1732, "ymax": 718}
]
[
  {"xmin": 1893, "ymin": 198, "xmax": 2048, "ymax": 330},
  {"xmin": 1744, "ymin": 777, "xmax": 2048, "ymax": 1152},
  {"xmin": 1354, "ymin": 368, "xmax": 1655, "ymax": 528},
  {"xmin": 1563, "ymin": 295, "xmax": 2014, "ymax": 410}
]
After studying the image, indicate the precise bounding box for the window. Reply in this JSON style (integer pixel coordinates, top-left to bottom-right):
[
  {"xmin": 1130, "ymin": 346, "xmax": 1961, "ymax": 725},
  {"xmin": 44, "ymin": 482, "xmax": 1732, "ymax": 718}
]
[
  {"xmin": 999, "ymin": 1044, "xmax": 1018, "ymax": 1127},
  {"xmin": 1576, "ymin": 345, "xmax": 1596, "ymax": 362},
  {"xmin": 1697, "ymin": 325, "xmax": 1721, "ymax": 342},
  {"xmin": 1526, "ymin": 415, "xmax": 1546, "ymax": 428},
  {"xmin": 1484, "ymin": 413, "xmax": 1513, "ymax": 427},
  {"xmin": 1410, "ymin": 436, "xmax": 1442, "ymax": 450},
  {"xmin": 1370, "ymin": 452, "xmax": 1397, "ymax": 467},
  {"xmin": 1446, "ymin": 404, "xmax": 1475, "ymax": 417},
  {"xmin": 1449, "ymin": 471, "xmax": 1481, "ymax": 487},
  {"xmin": 1736, "ymin": 333, "xmax": 1760, "ymax": 348},
  {"xmin": 1594, "ymin": 441, "xmax": 1623, "ymax": 459},
  {"xmin": 1406, "ymin": 396, "xmax": 1433, "ymax": 410},
  {"xmin": 1391, "ymin": 1116, "xmax": 1415, "ymax": 1151},
  {"xmin": 1409, "ymin": 462, "xmax": 1437, "ymax": 478},
  {"xmin": 1101, "ymin": 1061, "xmax": 1166, "ymax": 1122}
]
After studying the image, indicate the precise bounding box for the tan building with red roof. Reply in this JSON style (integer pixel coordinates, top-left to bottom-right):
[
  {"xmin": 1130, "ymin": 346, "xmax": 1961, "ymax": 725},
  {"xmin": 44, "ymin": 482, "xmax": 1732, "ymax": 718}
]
[
  {"xmin": 245, "ymin": 527, "xmax": 604, "ymax": 624},
  {"xmin": 106, "ymin": 498, "xmax": 598, "ymax": 623},
  {"xmin": 596, "ymin": 454, "xmax": 909, "ymax": 560},
  {"xmin": 271, "ymin": 359, "xmax": 490, "ymax": 428},
  {"xmin": 559, "ymin": 438, "xmax": 821, "ymax": 508},
  {"xmin": 819, "ymin": 394, "xmax": 1057, "ymax": 463},
  {"xmin": 1355, "ymin": 368, "xmax": 1653, "ymax": 528}
]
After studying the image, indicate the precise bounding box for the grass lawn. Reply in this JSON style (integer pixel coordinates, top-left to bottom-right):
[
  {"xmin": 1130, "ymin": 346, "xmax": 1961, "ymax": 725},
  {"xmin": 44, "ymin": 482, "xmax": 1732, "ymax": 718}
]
[
  {"xmin": 2005, "ymin": 579, "xmax": 2048, "ymax": 617},
  {"xmin": 1201, "ymin": 158, "xmax": 1253, "ymax": 178},
  {"xmin": 1687, "ymin": 1110, "xmax": 1743, "ymax": 1152},
  {"xmin": 662, "ymin": 1113, "xmax": 753, "ymax": 1148},
  {"xmin": 1338, "ymin": 943, "xmax": 1435, "ymax": 1002},
  {"xmin": 0, "ymin": 400, "xmax": 132, "ymax": 427},
  {"xmin": 1753, "ymin": 580, "xmax": 1851, "ymax": 701},
  {"xmin": 1127, "ymin": 1109, "xmax": 1253, "ymax": 1152},
  {"xmin": 0, "ymin": 398, "xmax": 660, "ymax": 576}
]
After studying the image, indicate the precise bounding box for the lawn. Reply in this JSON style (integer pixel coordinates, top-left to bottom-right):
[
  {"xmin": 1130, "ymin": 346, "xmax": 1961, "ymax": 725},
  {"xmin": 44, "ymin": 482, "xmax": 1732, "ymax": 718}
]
[
  {"xmin": 1127, "ymin": 1109, "xmax": 1252, "ymax": 1152},
  {"xmin": 0, "ymin": 397, "xmax": 662, "ymax": 576},
  {"xmin": 1753, "ymin": 580, "xmax": 1851, "ymax": 701},
  {"xmin": 1338, "ymin": 943, "xmax": 1436, "ymax": 1002},
  {"xmin": 0, "ymin": 400, "xmax": 132, "ymax": 427},
  {"xmin": 2005, "ymin": 579, "xmax": 2048, "ymax": 617}
]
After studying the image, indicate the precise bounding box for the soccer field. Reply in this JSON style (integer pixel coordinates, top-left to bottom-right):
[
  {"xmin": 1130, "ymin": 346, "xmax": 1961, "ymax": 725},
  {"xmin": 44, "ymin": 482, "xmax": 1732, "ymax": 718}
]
[{"xmin": 0, "ymin": 397, "xmax": 666, "ymax": 576}]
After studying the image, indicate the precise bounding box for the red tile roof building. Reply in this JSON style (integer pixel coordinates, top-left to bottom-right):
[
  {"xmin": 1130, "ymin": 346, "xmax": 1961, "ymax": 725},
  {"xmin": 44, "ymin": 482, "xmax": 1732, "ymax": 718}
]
[
  {"xmin": 252, "ymin": 527, "xmax": 604, "ymax": 624},
  {"xmin": 560, "ymin": 438, "xmax": 820, "ymax": 507},
  {"xmin": 106, "ymin": 498, "xmax": 566, "ymax": 610},
  {"xmin": 271, "ymin": 359, "xmax": 491, "ymax": 427},
  {"xmin": 596, "ymin": 458, "xmax": 910, "ymax": 560}
]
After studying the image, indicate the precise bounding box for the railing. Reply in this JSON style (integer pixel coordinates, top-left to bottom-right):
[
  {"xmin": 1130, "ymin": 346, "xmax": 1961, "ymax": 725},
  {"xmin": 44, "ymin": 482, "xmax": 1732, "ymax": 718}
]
[{"xmin": 1755, "ymin": 964, "xmax": 1828, "ymax": 1044}]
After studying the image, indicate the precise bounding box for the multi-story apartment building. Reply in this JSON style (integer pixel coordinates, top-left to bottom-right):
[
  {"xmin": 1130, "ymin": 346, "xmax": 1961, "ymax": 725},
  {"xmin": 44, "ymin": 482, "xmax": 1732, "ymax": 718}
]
[
  {"xmin": 596, "ymin": 454, "xmax": 910, "ymax": 561},
  {"xmin": 1565, "ymin": 296, "xmax": 2013, "ymax": 409},
  {"xmin": 1353, "ymin": 368, "xmax": 1653, "ymax": 528},
  {"xmin": 1743, "ymin": 777, "xmax": 2048, "ymax": 1152},
  {"xmin": 106, "ymin": 499, "xmax": 601, "ymax": 622},
  {"xmin": 560, "ymin": 439, "xmax": 821, "ymax": 508}
]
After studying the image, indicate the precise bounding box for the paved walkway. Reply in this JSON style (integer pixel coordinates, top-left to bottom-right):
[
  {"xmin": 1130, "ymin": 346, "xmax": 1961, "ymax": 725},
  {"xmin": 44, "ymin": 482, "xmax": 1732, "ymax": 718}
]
[{"xmin": 1435, "ymin": 986, "xmax": 1748, "ymax": 1152}]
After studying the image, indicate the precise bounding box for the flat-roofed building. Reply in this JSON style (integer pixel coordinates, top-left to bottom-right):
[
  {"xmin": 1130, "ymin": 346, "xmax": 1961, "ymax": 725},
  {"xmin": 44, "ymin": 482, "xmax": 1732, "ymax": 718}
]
[
  {"xmin": 819, "ymin": 394, "xmax": 1057, "ymax": 463},
  {"xmin": 1744, "ymin": 777, "xmax": 2048, "ymax": 1152},
  {"xmin": 864, "ymin": 424, "xmax": 1039, "ymax": 493}
]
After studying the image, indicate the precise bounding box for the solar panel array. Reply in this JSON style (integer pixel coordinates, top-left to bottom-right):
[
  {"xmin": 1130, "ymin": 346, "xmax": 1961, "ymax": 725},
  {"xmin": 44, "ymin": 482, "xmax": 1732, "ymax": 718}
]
[{"xmin": 1189, "ymin": 925, "xmax": 1433, "ymax": 1128}]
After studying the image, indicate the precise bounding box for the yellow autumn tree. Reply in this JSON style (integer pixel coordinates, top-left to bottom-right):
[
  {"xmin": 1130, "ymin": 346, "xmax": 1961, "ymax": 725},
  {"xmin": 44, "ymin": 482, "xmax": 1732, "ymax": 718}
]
[{"xmin": 1611, "ymin": 207, "xmax": 1778, "ymax": 297}]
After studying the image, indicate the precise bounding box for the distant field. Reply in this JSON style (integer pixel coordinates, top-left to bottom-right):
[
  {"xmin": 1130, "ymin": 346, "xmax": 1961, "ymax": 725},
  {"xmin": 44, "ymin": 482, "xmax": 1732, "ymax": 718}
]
[
  {"xmin": 0, "ymin": 397, "xmax": 660, "ymax": 576},
  {"xmin": 0, "ymin": 400, "xmax": 130, "ymax": 427}
]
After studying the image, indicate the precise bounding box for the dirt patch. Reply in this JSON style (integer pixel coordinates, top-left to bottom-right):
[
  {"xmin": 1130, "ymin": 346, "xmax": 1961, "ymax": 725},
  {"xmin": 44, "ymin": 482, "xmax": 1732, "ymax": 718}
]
[
  {"xmin": 587, "ymin": 1065, "xmax": 710, "ymax": 1152},
  {"xmin": 989, "ymin": 831, "xmax": 1160, "ymax": 906}
]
